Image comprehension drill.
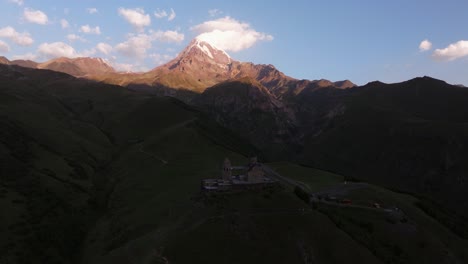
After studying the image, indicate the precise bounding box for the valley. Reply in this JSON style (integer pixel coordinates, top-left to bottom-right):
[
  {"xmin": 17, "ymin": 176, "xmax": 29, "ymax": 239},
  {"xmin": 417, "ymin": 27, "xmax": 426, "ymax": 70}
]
[{"xmin": 1, "ymin": 37, "xmax": 468, "ymax": 264}]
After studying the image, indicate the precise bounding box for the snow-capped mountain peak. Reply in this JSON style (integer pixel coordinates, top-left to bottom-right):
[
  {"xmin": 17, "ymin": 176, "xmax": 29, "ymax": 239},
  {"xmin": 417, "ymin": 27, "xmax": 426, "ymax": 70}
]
[{"xmin": 184, "ymin": 38, "xmax": 231, "ymax": 64}]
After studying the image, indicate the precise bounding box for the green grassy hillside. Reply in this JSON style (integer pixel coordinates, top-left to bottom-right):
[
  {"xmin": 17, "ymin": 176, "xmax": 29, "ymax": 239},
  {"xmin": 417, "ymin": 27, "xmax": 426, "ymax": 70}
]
[
  {"xmin": 1, "ymin": 66, "xmax": 467, "ymax": 264},
  {"xmin": 298, "ymin": 77, "xmax": 468, "ymax": 221}
]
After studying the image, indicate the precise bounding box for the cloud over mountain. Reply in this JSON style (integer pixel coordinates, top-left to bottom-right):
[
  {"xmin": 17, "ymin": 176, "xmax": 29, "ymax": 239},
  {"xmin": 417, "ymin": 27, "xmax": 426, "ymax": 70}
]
[
  {"xmin": 151, "ymin": 30, "xmax": 184, "ymax": 43},
  {"xmin": 38, "ymin": 42, "xmax": 77, "ymax": 59},
  {"xmin": 115, "ymin": 34, "xmax": 152, "ymax": 58},
  {"xmin": 0, "ymin": 40, "xmax": 10, "ymax": 52},
  {"xmin": 191, "ymin": 16, "xmax": 273, "ymax": 52},
  {"xmin": 96, "ymin": 42, "xmax": 113, "ymax": 55},
  {"xmin": 115, "ymin": 30, "xmax": 184, "ymax": 59},
  {"xmin": 433, "ymin": 40, "xmax": 468, "ymax": 61}
]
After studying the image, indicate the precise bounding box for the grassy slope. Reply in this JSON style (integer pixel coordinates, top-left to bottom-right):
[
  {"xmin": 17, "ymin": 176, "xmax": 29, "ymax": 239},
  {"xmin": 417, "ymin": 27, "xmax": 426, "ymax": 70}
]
[
  {"xmin": 267, "ymin": 162, "xmax": 468, "ymax": 263},
  {"xmin": 80, "ymin": 97, "xmax": 380, "ymax": 264},
  {"xmin": 1, "ymin": 66, "xmax": 467, "ymax": 264},
  {"xmin": 301, "ymin": 79, "xmax": 468, "ymax": 215},
  {"xmin": 0, "ymin": 68, "xmax": 115, "ymax": 263}
]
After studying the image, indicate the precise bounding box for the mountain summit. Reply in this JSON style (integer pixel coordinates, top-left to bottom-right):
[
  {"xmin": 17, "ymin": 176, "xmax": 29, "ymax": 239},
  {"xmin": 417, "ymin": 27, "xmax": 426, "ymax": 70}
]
[
  {"xmin": 147, "ymin": 38, "xmax": 355, "ymax": 95},
  {"xmin": 148, "ymin": 38, "xmax": 234, "ymax": 91}
]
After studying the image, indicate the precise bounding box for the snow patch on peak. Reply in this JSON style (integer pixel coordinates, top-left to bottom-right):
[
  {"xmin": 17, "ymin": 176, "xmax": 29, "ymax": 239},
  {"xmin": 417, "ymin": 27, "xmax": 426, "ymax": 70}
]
[
  {"xmin": 96, "ymin": 57, "xmax": 112, "ymax": 68},
  {"xmin": 192, "ymin": 37, "xmax": 231, "ymax": 62},
  {"xmin": 198, "ymin": 41, "xmax": 214, "ymax": 59}
]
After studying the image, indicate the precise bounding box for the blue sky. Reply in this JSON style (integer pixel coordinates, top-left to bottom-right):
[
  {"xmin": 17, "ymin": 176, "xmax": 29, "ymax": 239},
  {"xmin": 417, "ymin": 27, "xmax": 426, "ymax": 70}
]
[{"xmin": 1, "ymin": 0, "xmax": 468, "ymax": 85}]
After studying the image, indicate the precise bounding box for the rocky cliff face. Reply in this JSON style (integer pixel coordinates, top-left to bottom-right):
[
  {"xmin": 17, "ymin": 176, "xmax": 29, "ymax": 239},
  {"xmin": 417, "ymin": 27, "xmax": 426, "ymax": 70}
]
[{"xmin": 194, "ymin": 77, "xmax": 301, "ymax": 159}]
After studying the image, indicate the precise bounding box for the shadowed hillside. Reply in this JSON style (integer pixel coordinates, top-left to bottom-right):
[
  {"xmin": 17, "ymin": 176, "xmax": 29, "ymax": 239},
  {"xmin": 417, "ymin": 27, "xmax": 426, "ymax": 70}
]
[
  {"xmin": 1, "ymin": 65, "xmax": 468, "ymax": 264},
  {"xmin": 298, "ymin": 77, "xmax": 468, "ymax": 221}
]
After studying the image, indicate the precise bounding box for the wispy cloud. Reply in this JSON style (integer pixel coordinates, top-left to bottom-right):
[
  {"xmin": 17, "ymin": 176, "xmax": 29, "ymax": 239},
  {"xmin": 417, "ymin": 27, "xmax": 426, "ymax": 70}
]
[
  {"xmin": 96, "ymin": 42, "xmax": 113, "ymax": 55},
  {"xmin": 168, "ymin": 8, "xmax": 176, "ymax": 21},
  {"xmin": 87, "ymin": 7, "xmax": 98, "ymax": 14},
  {"xmin": 150, "ymin": 53, "xmax": 173, "ymax": 66},
  {"xmin": 67, "ymin": 34, "xmax": 86, "ymax": 42},
  {"xmin": 8, "ymin": 0, "xmax": 23, "ymax": 6},
  {"xmin": 208, "ymin": 9, "xmax": 223, "ymax": 17},
  {"xmin": 154, "ymin": 8, "xmax": 176, "ymax": 21},
  {"xmin": 151, "ymin": 30, "xmax": 184, "ymax": 43},
  {"xmin": 79, "ymin": 25, "xmax": 101, "ymax": 35},
  {"xmin": 60, "ymin": 19, "xmax": 69, "ymax": 29},
  {"xmin": 0, "ymin": 40, "xmax": 10, "ymax": 52},
  {"xmin": 12, "ymin": 53, "xmax": 37, "ymax": 61},
  {"xmin": 154, "ymin": 9, "xmax": 167, "ymax": 19}
]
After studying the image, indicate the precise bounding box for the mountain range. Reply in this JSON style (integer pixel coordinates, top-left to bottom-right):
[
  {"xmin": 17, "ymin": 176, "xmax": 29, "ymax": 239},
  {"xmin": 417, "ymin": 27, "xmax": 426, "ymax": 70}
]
[
  {"xmin": 1, "ymin": 38, "xmax": 468, "ymax": 264},
  {"xmin": 1, "ymin": 38, "xmax": 355, "ymax": 96}
]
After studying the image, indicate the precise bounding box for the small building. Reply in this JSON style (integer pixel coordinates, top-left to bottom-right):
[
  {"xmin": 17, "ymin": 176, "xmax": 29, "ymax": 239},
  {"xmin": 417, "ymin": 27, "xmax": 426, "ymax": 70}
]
[
  {"xmin": 221, "ymin": 158, "xmax": 232, "ymax": 181},
  {"xmin": 201, "ymin": 156, "xmax": 277, "ymax": 192},
  {"xmin": 247, "ymin": 163, "xmax": 264, "ymax": 183}
]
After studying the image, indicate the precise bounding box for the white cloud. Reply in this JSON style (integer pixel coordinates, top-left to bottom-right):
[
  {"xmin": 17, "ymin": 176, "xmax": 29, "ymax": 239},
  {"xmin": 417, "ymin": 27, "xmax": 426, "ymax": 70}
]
[
  {"xmin": 108, "ymin": 58, "xmax": 148, "ymax": 72},
  {"xmin": 118, "ymin": 7, "xmax": 151, "ymax": 31},
  {"xmin": 67, "ymin": 34, "xmax": 86, "ymax": 42},
  {"xmin": 87, "ymin": 8, "xmax": 98, "ymax": 14},
  {"xmin": 151, "ymin": 30, "xmax": 184, "ymax": 43},
  {"xmin": 168, "ymin": 8, "xmax": 176, "ymax": 21},
  {"xmin": 96, "ymin": 42, "xmax": 113, "ymax": 55},
  {"xmin": 0, "ymin": 26, "xmax": 34, "ymax": 46},
  {"xmin": 60, "ymin": 19, "xmax": 69, "ymax": 29},
  {"xmin": 79, "ymin": 25, "xmax": 101, "ymax": 35},
  {"xmin": 38, "ymin": 42, "xmax": 77, "ymax": 59},
  {"xmin": 191, "ymin": 16, "xmax": 273, "ymax": 52},
  {"xmin": 23, "ymin": 8, "xmax": 48, "ymax": 25},
  {"xmin": 154, "ymin": 8, "xmax": 176, "ymax": 21},
  {"xmin": 114, "ymin": 30, "xmax": 183, "ymax": 59},
  {"xmin": 154, "ymin": 9, "xmax": 167, "ymax": 19},
  {"xmin": 8, "ymin": 0, "xmax": 23, "ymax": 6},
  {"xmin": 79, "ymin": 48, "xmax": 96, "ymax": 57},
  {"xmin": 111, "ymin": 62, "xmax": 134, "ymax": 72},
  {"xmin": 115, "ymin": 34, "xmax": 152, "ymax": 58},
  {"xmin": 150, "ymin": 53, "xmax": 173, "ymax": 66},
  {"xmin": 433, "ymin": 40, "xmax": 468, "ymax": 61},
  {"xmin": 208, "ymin": 9, "xmax": 223, "ymax": 17},
  {"xmin": 12, "ymin": 53, "xmax": 37, "ymax": 61},
  {"xmin": 0, "ymin": 40, "xmax": 10, "ymax": 52},
  {"xmin": 419, "ymin": 39, "xmax": 432, "ymax": 52}
]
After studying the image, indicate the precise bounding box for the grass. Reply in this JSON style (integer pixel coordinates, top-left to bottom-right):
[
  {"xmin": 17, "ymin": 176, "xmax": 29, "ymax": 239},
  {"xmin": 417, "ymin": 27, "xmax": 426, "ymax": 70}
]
[
  {"xmin": 267, "ymin": 161, "xmax": 344, "ymax": 192},
  {"xmin": 2, "ymin": 65, "xmax": 468, "ymax": 264},
  {"xmin": 317, "ymin": 184, "xmax": 468, "ymax": 264}
]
